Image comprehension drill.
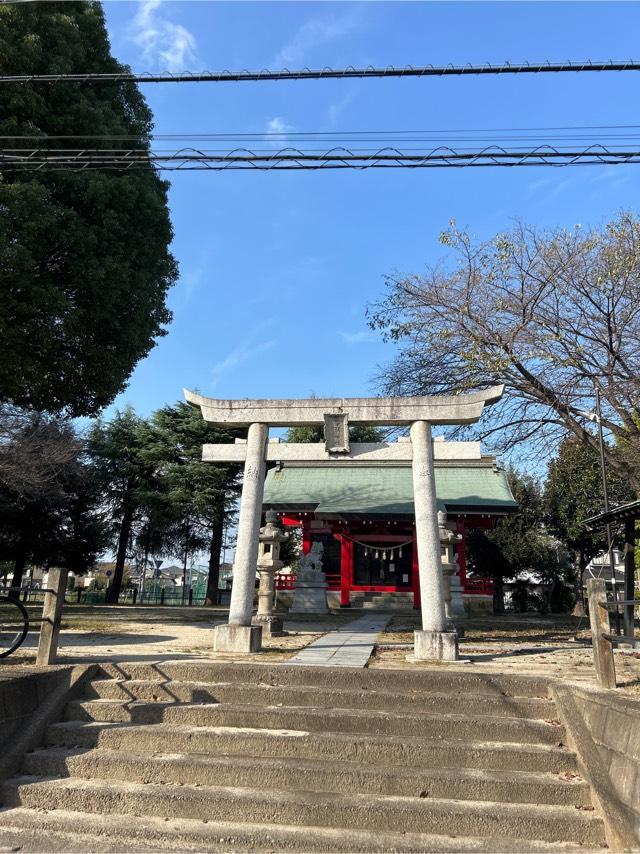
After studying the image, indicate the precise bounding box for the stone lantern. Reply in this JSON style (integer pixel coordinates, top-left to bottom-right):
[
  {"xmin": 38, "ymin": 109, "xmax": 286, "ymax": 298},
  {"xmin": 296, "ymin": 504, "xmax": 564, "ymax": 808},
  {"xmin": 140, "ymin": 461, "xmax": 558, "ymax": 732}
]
[
  {"xmin": 438, "ymin": 510, "xmax": 465, "ymax": 620},
  {"xmin": 251, "ymin": 510, "xmax": 287, "ymax": 637}
]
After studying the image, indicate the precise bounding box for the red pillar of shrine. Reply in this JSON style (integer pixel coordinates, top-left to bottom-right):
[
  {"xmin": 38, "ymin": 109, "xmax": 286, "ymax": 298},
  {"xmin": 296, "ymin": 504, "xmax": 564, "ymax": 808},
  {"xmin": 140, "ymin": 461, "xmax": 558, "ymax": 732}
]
[
  {"xmin": 301, "ymin": 517, "xmax": 311, "ymax": 555},
  {"xmin": 339, "ymin": 534, "xmax": 352, "ymax": 607}
]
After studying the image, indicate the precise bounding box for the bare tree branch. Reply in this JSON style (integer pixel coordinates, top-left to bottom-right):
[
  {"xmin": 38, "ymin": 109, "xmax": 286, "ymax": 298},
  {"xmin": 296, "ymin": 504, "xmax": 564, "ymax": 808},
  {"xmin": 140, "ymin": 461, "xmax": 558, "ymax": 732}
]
[{"xmin": 369, "ymin": 213, "xmax": 640, "ymax": 491}]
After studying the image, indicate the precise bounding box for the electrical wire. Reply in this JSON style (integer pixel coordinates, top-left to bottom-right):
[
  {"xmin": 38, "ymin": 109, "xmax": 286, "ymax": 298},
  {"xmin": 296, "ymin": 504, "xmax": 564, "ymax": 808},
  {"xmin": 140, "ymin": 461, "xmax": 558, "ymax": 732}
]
[
  {"xmin": 1, "ymin": 60, "xmax": 639, "ymax": 84},
  {"xmin": 2, "ymin": 145, "xmax": 640, "ymax": 171},
  {"xmin": 2, "ymin": 126, "xmax": 640, "ymax": 147}
]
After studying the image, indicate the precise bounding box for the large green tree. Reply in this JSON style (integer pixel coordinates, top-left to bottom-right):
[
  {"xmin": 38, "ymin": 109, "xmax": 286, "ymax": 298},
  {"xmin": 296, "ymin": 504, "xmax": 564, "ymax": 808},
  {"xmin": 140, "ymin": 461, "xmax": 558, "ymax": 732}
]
[
  {"xmin": 142, "ymin": 403, "xmax": 242, "ymax": 605},
  {"xmin": 467, "ymin": 469, "xmax": 575, "ymax": 613},
  {"xmin": 87, "ymin": 407, "xmax": 159, "ymax": 604},
  {"xmin": 544, "ymin": 436, "xmax": 633, "ymax": 601},
  {"xmin": 0, "ymin": 3, "xmax": 177, "ymax": 416}
]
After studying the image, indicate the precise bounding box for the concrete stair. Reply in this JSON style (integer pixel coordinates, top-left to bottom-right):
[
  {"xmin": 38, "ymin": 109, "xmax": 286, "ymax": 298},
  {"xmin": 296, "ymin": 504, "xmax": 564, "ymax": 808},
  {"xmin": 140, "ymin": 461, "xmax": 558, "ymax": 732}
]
[{"xmin": 0, "ymin": 662, "xmax": 606, "ymax": 852}]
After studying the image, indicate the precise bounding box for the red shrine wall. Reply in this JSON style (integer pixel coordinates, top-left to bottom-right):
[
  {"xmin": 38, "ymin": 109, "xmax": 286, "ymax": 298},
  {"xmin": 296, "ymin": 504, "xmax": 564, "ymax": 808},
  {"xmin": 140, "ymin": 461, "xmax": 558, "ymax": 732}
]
[{"xmin": 277, "ymin": 514, "xmax": 495, "ymax": 608}]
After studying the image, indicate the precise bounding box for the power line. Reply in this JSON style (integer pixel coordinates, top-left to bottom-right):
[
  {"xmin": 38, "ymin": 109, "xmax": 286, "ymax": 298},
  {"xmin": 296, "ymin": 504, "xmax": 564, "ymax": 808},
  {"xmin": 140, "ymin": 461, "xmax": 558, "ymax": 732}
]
[
  {"xmin": 1, "ymin": 60, "xmax": 640, "ymax": 85},
  {"xmin": 6, "ymin": 123, "xmax": 639, "ymax": 139},
  {"xmin": 2, "ymin": 145, "xmax": 640, "ymax": 171},
  {"xmin": 4, "ymin": 129, "xmax": 640, "ymax": 145}
]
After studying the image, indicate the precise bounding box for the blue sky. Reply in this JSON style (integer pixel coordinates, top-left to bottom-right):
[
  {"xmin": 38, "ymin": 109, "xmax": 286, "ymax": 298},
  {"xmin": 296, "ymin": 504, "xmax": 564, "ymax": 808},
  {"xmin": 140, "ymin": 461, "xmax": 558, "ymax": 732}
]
[{"xmin": 102, "ymin": 1, "xmax": 640, "ymax": 418}]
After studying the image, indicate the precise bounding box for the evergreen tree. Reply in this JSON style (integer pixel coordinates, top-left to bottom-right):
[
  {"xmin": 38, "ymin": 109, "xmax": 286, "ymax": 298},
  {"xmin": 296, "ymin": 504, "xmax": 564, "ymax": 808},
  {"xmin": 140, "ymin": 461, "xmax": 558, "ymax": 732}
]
[
  {"xmin": 87, "ymin": 408, "xmax": 158, "ymax": 604},
  {"xmin": 143, "ymin": 402, "xmax": 242, "ymax": 605},
  {"xmin": 0, "ymin": 3, "xmax": 177, "ymax": 415},
  {"xmin": 544, "ymin": 436, "xmax": 633, "ymax": 602},
  {"xmin": 285, "ymin": 425, "xmax": 384, "ymax": 443}
]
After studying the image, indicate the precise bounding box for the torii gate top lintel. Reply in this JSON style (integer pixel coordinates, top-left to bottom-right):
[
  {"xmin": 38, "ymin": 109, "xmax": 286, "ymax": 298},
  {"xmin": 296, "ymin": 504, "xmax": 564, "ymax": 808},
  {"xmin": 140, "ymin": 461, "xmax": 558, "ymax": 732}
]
[{"xmin": 183, "ymin": 385, "xmax": 504, "ymax": 428}]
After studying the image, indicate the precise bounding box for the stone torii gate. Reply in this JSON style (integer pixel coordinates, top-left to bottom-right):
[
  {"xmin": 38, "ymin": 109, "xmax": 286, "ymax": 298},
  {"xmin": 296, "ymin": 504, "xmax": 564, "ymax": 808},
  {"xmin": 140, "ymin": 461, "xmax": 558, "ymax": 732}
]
[{"xmin": 185, "ymin": 387, "xmax": 504, "ymax": 660}]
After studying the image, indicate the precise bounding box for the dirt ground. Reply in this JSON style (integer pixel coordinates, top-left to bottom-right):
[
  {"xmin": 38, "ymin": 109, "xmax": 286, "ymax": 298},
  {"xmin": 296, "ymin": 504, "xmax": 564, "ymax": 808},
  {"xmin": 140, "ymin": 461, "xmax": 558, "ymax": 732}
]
[
  {"xmin": 2, "ymin": 606, "xmax": 639, "ymax": 695},
  {"xmin": 0, "ymin": 604, "xmax": 355, "ymax": 667},
  {"xmin": 373, "ymin": 613, "xmax": 640, "ymax": 694}
]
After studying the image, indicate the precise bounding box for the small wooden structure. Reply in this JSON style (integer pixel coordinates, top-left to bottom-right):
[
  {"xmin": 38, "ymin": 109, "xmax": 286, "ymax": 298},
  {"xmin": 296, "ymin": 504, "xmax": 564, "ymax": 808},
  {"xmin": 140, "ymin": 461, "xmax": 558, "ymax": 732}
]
[
  {"xmin": 584, "ymin": 501, "xmax": 639, "ymax": 687},
  {"xmin": 584, "ymin": 499, "xmax": 639, "ymax": 639}
]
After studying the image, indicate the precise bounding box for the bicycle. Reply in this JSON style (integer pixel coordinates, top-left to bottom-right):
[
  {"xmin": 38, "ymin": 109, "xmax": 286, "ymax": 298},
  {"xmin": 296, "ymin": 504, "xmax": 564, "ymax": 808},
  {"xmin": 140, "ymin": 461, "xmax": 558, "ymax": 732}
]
[{"xmin": 0, "ymin": 593, "xmax": 30, "ymax": 658}]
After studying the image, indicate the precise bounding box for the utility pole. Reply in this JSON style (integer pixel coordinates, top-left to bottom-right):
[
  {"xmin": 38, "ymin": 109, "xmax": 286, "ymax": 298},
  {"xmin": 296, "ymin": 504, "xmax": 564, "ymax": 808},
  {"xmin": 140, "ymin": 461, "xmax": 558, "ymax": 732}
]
[{"xmin": 595, "ymin": 388, "xmax": 621, "ymax": 635}]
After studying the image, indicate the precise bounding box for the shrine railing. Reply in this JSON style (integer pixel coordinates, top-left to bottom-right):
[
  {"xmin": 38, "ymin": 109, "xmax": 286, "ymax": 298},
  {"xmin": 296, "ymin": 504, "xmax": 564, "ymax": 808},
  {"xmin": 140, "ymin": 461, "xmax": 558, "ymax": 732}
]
[
  {"xmin": 275, "ymin": 572, "xmax": 341, "ymax": 591},
  {"xmin": 463, "ymin": 578, "xmax": 495, "ymax": 596},
  {"xmin": 276, "ymin": 572, "xmax": 494, "ymax": 595}
]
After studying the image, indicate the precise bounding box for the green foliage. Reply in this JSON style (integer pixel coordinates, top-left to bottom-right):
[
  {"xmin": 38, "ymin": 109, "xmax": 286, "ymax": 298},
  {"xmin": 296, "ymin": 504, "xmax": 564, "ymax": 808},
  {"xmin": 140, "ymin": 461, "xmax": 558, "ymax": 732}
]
[
  {"xmin": 143, "ymin": 402, "xmax": 241, "ymax": 526},
  {"xmin": 510, "ymin": 579, "xmax": 532, "ymax": 613},
  {"xmin": 467, "ymin": 469, "xmax": 575, "ymax": 613},
  {"xmin": 285, "ymin": 425, "xmax": 384, "ymax": 443},
  {"xmin": 142, "ymin": 402, "xmax": 242, "ymax": 602},
  {"xmin": 0, "ymin": 3, "xmax": 177, "ymax": 415},
  {"xmin": 87, "ymin": 407, "xmax": 160, "ymax": 601},
  {"xmin": 544, "ymin": 436, "xmax": 633, "ymax": 566},
  {"xmin": 87, "ymin": 402, "xmax": 242, "ymax": 604}
]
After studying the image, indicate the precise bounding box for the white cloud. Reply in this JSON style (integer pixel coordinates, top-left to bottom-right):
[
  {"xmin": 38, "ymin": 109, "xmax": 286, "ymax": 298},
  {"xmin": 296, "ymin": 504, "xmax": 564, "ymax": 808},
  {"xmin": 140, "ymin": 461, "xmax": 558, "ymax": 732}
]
[
  {"xmin": 211, "ymin": 337, "xmax": 277, "ymax": 386},
  {"xmin": 130, "ymin": 0, "xmax": 196, "ymax": 72},
  {"xmin": 327, "ymin": 87, "xmax": 358, "ymax": 127},
  {"xmin": 266, "ymin": 117, "xmax": 294, "ymax": 136},
  {"xmin": 275, "ymin": 6, "xmax": 365, "ymax": 67},
  {"xmin": 339, "ymin": 330, "xmax": 378, "ymax": 345},
  {"xmin": 264, "ymin": 116, "xmax": 296, "ymax": 148}
]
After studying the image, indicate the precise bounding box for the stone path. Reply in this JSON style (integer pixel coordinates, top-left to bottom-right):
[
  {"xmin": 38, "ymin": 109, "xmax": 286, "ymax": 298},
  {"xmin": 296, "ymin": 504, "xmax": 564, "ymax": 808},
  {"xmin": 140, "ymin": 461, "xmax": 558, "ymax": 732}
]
[{"xmin": 288, "ymin": 613, "xmax": 390, "ymax": 668}]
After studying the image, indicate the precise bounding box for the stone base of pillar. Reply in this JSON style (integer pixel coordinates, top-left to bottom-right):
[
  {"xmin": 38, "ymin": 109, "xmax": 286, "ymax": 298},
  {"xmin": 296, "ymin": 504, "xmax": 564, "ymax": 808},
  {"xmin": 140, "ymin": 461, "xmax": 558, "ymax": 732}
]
[
  {"xmin": 290, "ymin": 571, "xmax": 329, "ymax": 614},
  {"xmin": 448, "ymin": 577, "xmax": 466, "ymax": 620},
  {"xmin": 251, "ymin": 614, "xmax": 286, "ymax": 637},
  {"xmin": 213, "ymin": 623, "xmax": 262, "ymax": 653},
  {"xmin": 413, "ymin": 629, "xmax": 458, "ymax": 661}
]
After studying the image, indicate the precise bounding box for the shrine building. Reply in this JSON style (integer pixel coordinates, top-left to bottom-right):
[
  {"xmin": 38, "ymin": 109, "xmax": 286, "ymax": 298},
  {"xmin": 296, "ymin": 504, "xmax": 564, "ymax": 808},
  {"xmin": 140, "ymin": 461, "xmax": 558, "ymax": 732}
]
[{"xmin": 265, "ymin": 438, "xmax": 517, "ymax": 611}]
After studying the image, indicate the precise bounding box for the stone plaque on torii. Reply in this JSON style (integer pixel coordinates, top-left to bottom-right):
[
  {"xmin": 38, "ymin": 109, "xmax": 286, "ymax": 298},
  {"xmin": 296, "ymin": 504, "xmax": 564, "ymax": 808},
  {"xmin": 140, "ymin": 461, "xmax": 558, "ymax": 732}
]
[{"xmin": 185, "ymin": 387, "xmax": 504, "ymax": 660}]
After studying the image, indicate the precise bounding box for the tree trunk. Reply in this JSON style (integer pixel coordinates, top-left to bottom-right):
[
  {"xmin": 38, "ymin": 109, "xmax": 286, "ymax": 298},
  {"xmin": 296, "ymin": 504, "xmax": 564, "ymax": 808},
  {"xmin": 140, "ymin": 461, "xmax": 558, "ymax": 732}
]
[
  {"xmin": 493, "ymin": 574, "xmax": 505, "ymax": 614},
  {"xmin": 10, "ymin": 537, "xmax": 28, "ymax": 600},
  {"xmin": 182, "ymin": 521, "xmax": 190, "ymax": 606},
  {"xmin": 106, "ymin": 504, "xmax": 133, "ymax": 605},
  {"xmin": 206, "ymin": 509, "xmax": 225, "ymax": 606},
  {"xmin": 575, "ymin": 550, "xmax": 584, "ymax": 607}
]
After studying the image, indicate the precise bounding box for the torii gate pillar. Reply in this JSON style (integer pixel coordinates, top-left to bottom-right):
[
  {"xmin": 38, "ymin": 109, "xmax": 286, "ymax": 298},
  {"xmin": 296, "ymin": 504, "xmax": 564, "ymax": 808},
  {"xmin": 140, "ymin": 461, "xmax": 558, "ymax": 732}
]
[
  {"xmin": 410, "ymin": 420, "xmax": 457, "ymax": 660},
  {"xmin": 213, "ymin": 422, "xmax": 267, "ymax": 653},
  {"xmin": 185, "ymin": 387, "xmax": 503, "ymax": 658}
]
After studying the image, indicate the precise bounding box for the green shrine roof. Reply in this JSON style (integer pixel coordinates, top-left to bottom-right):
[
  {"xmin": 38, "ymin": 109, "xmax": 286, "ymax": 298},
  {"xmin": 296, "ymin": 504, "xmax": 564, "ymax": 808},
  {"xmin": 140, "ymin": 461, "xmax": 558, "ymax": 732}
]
[{"xmin": 263, "ymin": 463, "xmax": 518, "ymax": 517}]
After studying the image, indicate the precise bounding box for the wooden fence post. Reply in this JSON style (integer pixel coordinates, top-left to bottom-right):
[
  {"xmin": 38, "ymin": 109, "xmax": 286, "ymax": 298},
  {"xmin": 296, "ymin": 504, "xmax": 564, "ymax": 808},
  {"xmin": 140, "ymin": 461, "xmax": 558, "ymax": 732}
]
[
  {"xmin": 587, "ymin": 578, "xmax": 616, "ymax": 689},
  {"xmin": 36, "ymin": 567, "xmax": 67, "ymax": 666}
]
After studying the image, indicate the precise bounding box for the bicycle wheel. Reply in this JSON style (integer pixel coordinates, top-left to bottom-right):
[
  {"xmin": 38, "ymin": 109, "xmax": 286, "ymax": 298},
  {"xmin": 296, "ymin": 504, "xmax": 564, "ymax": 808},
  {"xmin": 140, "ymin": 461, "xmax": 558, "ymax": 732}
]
[{"xmin": 0, "ymin": 595, "xmax": 29, "ymax": 658}]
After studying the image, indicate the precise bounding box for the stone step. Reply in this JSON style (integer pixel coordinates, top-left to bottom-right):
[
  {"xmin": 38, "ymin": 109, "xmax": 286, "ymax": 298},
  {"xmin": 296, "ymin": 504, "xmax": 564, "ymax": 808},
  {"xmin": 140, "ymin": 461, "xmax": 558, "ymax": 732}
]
[
  {"xmin": 45, "ymin": 721, "xmax": 579, "ymax": 774},
  {"xmin": 95, "ymin": 661, "xmax": 552, "ymax": 699},
  {"xmin": 1, "ymin": 777, "xmax": 605, "ymax": 844},
  {"xmin": 65, "ymin": 699, "xmax": 565, "ymax": 745},
  {"xmin": 86, "ymin": 678, "xmax": 557, "ymax": 719},
  {"xmin": 23, "ymin": 747, "xmax": 592, "ymax": 806},
  {"xmin": 0, "ymin": 807, "xmax": 592, "ymax": 853}
]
